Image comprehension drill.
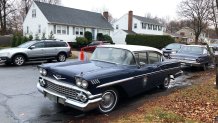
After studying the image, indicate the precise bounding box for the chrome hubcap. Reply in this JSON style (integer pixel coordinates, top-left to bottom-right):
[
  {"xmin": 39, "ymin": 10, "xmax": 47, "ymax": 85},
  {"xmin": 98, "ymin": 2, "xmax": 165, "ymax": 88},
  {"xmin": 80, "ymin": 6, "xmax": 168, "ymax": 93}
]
[
  {"xmin": 164, "ymin": 77, "xmax": 170, "ymax": 87},
  {"xmin": 15, "ymin": 57, "xmax": 24, "ymax": 65},
  {"xmin": 59, "ymin": 55, "xmax": 66, "ymax": 62},
  {"xmin": 100, "ymin": 92, "xmax": 115, "ymax": 109}
]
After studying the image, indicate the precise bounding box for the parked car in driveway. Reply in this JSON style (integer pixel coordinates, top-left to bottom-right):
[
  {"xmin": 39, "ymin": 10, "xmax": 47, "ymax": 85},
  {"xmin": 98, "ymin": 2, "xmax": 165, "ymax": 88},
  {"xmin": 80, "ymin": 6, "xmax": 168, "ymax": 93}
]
[
  {"xmin": 0, "ymin": 40, "xmax": 71, "ymax": 66},
  {"xmin": 162, "ymin": 43, "xmax": 185, "ymax": 58},
  {"xmin": 170, "ymin": 45, "xmax": 213, "ymax": 70},
  {"xmin": 82, "ymin": 41, "xmax": 111, "ymax": 52},
  {"xmin": 37, "ymin": 45, "xmax": 182, "ymax": 113}
]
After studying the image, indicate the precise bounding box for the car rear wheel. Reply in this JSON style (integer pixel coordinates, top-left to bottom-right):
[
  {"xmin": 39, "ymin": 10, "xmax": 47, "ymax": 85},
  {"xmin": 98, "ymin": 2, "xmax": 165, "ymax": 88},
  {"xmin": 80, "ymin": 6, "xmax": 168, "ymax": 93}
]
[
  {"xmin": 160, "ymin": 76, "xmax": 170, "ymax": 90},
  {"xmin": 13, "ymin": 55, "xmax": 25, "ymax": 66},
  {"xmin": 57, "ymin": 53, "xmax": 66, "ymax": 62},
  {"xmin": 98, "ymin": 89, "xmax": 118, "ymax": 113}
]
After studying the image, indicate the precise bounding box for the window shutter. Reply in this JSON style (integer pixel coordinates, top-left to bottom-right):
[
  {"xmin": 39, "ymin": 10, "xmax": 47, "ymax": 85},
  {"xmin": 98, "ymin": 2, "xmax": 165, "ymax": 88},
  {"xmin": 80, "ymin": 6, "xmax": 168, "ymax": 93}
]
[
  {"xmin": 54, "ymin": 25, "xmax": 56, "ymax": 34},
  {"xmin": 67, "ymin": 26, "xmax": 69, "ymax": 35},
  {"xmin": 73, "ymin": 27, "xmax": 75, "ymax": 35}
]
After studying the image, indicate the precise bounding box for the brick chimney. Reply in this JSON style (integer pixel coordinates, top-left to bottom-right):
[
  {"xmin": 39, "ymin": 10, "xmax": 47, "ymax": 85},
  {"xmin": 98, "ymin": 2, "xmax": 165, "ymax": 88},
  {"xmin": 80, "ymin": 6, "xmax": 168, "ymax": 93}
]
[
  {"xmin": 103, "ymin": 11, "xmax": 109, "ymax": 21},
  {"xmin": 128, "ymin": 11, "xmax": 133, "ymax": 32}
]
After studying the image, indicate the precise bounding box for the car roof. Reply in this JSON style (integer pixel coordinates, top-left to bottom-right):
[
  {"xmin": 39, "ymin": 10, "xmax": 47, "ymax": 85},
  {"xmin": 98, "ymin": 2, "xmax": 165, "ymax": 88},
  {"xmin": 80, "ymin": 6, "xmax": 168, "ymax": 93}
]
[
  {"xmin": 98, "ymin": 44, "xmax": 162, "ymax": 54},
  {"xmin": 185, "ymin": 45, "xmax": 206, "ymax": 47}
]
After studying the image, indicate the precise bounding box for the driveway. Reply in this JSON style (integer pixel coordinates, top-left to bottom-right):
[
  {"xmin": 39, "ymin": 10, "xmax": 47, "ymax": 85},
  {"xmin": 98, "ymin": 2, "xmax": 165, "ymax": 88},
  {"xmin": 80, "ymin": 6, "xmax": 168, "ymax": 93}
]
[{"xmin": 0, "ymin": 61, "xmax": 210, "ymax": 123}]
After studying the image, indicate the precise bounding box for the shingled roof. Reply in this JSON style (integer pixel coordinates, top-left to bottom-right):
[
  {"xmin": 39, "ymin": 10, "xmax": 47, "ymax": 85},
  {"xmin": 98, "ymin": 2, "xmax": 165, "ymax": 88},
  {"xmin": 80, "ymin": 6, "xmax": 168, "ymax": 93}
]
[
  {"xmin": 133, "ymin": 15, "xmax": 163, "ymax": 26},
  {"xmin": 34, "ymin": 1, "xmax": 113, "ymax": 30}
]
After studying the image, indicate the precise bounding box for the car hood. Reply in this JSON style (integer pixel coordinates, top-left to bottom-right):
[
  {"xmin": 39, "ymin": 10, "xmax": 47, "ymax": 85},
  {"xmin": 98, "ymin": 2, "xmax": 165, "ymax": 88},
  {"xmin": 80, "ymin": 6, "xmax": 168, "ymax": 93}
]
[
  {"xmin": 171, "ymin": 53, "xmax": 203, "ymax": 60},
  {"xmin": 43, "ymin": 60, "xmax": 128, "ymax": 80}
]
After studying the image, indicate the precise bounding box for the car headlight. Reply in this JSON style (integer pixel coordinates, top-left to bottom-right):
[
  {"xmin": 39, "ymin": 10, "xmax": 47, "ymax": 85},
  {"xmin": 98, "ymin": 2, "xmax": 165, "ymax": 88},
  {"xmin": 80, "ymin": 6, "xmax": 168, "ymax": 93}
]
[
  {"xmin": 76, "ymin": 78, "xmax": 82, "ymax": 86},
  {"xmin": 81, "ymin": 80, "xmax": 88, "ymax": 89},
  {"xmin": 171, "ymin": 51, "xmax": 177, "ymax": 54},
  {"xmin": 39, "ymin": 68, "xmax": 47, "ymax": 76},
  {"xmin": 75, "ymin": 78, "xmax": 89, "ymax": 89}
]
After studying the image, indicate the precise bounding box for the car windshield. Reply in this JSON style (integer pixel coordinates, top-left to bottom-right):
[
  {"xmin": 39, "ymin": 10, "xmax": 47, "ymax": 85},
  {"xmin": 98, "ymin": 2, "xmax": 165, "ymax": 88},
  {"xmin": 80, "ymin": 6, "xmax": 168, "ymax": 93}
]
[
  {"xmin": 178, "ymin": 46, "xmax": 204, "ymax": 54},
  {"xmin": 165, "ymin": 44, "xmax": 182, "ymax": 50},
  {"xmin": 17, "ymin": 41, "xmax": 36, "ymax": 48},
  {"xmin": 91, "ymin": 47, "xmax": 135, "ymax": 65}
]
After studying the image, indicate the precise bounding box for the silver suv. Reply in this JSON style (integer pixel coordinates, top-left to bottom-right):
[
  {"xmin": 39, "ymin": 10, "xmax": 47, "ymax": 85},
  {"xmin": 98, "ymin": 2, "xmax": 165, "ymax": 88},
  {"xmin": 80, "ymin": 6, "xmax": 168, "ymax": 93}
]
[{"xmin": 0, "ymin": 40, "xmax": 71, "ymax": 66}]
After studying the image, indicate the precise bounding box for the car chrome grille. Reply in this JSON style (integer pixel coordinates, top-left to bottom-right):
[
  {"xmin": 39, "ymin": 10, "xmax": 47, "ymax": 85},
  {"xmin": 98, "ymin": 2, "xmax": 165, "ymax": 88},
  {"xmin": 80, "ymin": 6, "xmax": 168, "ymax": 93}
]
[{"xmin": 45, "ymin": 80, "xmax": 79, "ymax": 100}]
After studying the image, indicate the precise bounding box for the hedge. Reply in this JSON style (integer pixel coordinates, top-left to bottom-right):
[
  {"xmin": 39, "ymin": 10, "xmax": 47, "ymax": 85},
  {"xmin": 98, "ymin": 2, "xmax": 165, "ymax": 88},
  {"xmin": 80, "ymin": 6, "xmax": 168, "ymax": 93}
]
[{"xmin": 125, "ymin": 34, "xmax": 175, "ymax": 49}]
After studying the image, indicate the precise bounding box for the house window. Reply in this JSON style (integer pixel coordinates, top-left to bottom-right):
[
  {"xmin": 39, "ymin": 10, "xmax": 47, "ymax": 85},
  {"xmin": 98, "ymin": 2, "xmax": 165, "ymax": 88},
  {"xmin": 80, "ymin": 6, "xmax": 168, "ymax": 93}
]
[
  {"xmin": 38, "ymin": 25, "xmax": 41, "ymax": 33},
  {"xmin": 142, "ymin": 23, "xmax": 147, "ymax": 29},
  {"xmin": 134, "ymin": 23, "xmax": 137, "ymax": 29},
  {"xmin": 75, "ymin": 27, "xmax": 79, "ymax": 35},
  {"xmin": 116, "ymin": 25, "xmax": 119, "ymax": 29},
  {"xmin": 57, "ymin": 25, "xmax": 61, "ymax": 34},
  {"xmin": 32, "ymin": 9, "xmax": 36, "ymax": 18},
  {"xmin": 158, "ymin": 26, "xmax": 162, "ymax": 31},
  {"xmin": 62, "ymin": 26, "xmax": 67, "ymax": 34},
  {"xmin": 148, "ymin": 24, "xmax": 152, "ymax": 30},
  {"xmin": 27, "ymin": 26, "xmax": 29, "ymax": 34},
  {"xmin": 80, "ymin": 28, "xmax": 84, "ymax": 35},
  {"xmin": 153, "ymin": 25, "xmax": 157, "ymax": 30}
]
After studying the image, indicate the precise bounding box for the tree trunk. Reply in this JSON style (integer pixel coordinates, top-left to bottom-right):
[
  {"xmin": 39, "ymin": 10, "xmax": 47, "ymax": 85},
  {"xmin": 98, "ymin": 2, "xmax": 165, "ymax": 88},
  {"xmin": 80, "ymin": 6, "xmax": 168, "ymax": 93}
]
[
  {"xmin": 195, "ymin": 35, "xmax": 199, "ymax": 44},
  {"xmin": 2, "ymin": 0, "xmax": 6, "ymax": 34}
]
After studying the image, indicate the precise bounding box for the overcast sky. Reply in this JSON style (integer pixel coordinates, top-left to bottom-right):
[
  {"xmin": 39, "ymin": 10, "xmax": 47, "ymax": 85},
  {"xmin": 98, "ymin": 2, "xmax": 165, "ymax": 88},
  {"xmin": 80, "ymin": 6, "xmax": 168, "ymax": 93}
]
[{"xmin": 61, "ymin": 0, "xmax": 183, "ymax": 20}]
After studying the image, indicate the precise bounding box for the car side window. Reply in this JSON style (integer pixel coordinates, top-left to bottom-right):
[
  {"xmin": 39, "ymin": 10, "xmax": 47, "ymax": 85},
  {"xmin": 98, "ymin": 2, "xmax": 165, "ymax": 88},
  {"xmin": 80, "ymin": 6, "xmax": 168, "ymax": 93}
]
[
  {"xmin": 148, "ymin": 52, "xmax": 161, "ymax": 64},
  {"xmin": 45, "ymin": 42, "xmax": 57, "ymax": 48},
  {"xmin": 32, "ymin": 42, "xmax": 45, "ymax": 48},
  {"xmin": 135, "ymin": 52, "xmax": 148, "ymax": 65}
]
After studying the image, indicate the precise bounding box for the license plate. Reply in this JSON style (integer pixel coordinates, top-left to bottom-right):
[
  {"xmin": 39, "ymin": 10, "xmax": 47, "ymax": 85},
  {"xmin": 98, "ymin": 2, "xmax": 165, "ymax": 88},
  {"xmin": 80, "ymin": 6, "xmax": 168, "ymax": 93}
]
[
  {"xmin": 46, "ymin": 93, "xmax": 58, "ymax": 103},
  {"xmin": 46, "ymin": 92, "xmax": 65, "ymax": 104}
]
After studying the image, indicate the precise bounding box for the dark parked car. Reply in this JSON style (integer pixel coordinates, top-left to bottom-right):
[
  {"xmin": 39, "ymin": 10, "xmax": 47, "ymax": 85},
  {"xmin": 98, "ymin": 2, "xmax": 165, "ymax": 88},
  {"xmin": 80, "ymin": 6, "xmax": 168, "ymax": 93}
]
[
  {"xmin": 0, "ymin": 40, "xmax": 71, "ymax": 66},
  {"xmin": 170, "ymin": 45, "xmax": 213, "ymax": 70},
  {"xmin": 37, "ymin": 45, "xmax": 182, "ymax": 113},
  {"xmin": 162, "ymin": 43, "xmax": 185, "ymax": 58},
  {"xmin": 82, "ymin": 41, "xmax": 111, "ymax": 52}
]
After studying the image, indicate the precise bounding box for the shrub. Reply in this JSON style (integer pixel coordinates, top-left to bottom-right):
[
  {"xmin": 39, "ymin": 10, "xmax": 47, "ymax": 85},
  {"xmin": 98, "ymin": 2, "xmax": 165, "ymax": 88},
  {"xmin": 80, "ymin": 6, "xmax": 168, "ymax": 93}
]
[
  {"xmin": 76, "ymin": 37, "xmax": 88, "ymax": 48},
  {"xmin": 48, "ymin": 31, "xmax": 55, "ymax": 39},
  {"xmin": 41, "ymin": 33, "xmax": 46, "ymax": 40},
  {"xmin": 16, "ymin": 34, "xmax": 23, "ymax": 46},
  {"xmin": 97, "ymin": 33, "xmax": 104, "ymax": 41},
  {"xmin": 22, "ymin": 36, "xmax": 28, "ymax": 44},
  {"xmin": 35, "ymin": 34, "xmax": 39, "ymax": 40},
  {"xmin": 29, "ymin": 35, "xmax": 33, "ymax": 41},
  {"xmin": 103, "ymin": 35, "xmax": 113, "ymax": 44},
  {"xmin": 84, "ymin": 31, "xmax": 92, "ymax": 42},
  {"xmin": 11, "ymin": 35, "xmax": 17, "ymax": 47},
  {"xmin": 125, "ymin": 34, "xmax": 175, "ymax": 49}
]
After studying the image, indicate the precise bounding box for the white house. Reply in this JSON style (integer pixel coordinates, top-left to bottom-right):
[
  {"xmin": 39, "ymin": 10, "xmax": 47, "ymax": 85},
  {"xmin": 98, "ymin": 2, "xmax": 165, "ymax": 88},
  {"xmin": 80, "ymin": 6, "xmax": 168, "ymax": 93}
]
[
  {"xmin": 112, "ymin": 11, "xmax": 164, "ymax": 44},
  {"xmin": 23, "ymin": 1, "xmax": 113, "ymax": 42}
]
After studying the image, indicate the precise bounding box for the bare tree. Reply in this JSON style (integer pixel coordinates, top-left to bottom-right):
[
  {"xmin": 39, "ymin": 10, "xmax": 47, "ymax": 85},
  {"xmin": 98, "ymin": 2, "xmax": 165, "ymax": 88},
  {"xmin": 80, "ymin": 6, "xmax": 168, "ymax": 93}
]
[
  {"xmin": 0, "ymin": 0, "xmax": 17, "ymax": 35},
  {"xmin": 177, "ymin": 0, "xmax": 211, "ymax": 44}
]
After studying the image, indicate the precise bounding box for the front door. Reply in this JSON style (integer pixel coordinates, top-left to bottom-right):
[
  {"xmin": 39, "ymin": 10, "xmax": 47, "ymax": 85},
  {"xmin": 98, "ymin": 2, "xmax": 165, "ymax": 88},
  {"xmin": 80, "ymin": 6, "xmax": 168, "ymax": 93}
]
[{"xmin": 27, "ymin": 42, "xmax": 45, "ymax": 58}]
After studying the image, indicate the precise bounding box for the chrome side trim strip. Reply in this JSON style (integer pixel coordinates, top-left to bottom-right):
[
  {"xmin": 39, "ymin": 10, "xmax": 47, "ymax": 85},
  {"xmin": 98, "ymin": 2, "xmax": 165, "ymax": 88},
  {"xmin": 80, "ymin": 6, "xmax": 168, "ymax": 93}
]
[
  {"xmin": 97, "ymin": 66, "xmax": 180, "ymax": 88},
  {"xmin": 97, "ymin": 77, "xmax": 134, "ymax": 88}
]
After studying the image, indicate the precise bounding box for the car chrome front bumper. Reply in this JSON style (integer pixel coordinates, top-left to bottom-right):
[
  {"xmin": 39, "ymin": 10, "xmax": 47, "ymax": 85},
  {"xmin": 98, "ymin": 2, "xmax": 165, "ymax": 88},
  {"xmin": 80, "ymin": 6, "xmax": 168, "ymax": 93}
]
[{"xmin": 37, "ymin": 77, "xmax": 102, "ymax": 111}]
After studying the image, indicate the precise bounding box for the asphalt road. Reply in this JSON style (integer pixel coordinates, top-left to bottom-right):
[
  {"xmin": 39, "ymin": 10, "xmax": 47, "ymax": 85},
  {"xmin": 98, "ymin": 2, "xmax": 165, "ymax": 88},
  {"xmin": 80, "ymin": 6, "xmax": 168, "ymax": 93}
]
[{"xmin": 0, "ymin": 60, "xmax": 205, "ymax": 123}]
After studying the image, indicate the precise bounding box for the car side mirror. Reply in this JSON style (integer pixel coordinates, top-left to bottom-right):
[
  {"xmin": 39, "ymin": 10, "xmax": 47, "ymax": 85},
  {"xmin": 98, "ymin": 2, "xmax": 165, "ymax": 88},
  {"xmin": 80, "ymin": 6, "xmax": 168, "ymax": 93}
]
[{"xmin": 29, "ymin": 46, "xmax": 35, "ymax": 49}]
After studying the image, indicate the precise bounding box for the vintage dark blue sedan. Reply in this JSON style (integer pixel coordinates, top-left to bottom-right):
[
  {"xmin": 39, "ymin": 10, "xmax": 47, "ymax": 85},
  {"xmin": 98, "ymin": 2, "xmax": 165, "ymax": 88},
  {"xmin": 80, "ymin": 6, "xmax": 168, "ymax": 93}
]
[
  {"xmin": 37, "ymin": 45, "xmax": 182, "ymax": 113},
  {"xmin": 170, "ymin": 45, "xmax": 213, "ymax": 70}
]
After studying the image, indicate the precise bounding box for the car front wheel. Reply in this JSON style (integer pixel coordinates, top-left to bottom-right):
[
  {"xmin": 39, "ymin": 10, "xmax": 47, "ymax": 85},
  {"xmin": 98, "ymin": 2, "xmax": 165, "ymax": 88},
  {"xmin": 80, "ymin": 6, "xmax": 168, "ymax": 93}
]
[
  {"xmin": 98, "ymin": 89, "xmax": 118, "ymax": 113},
  {"xmin": 57, "ymin": 53, "xmax": 66, "ymax": 62},
  {"xmin": 160, "ymin": 76, "xmax": 170, "ymax": 90},
  {"xmin": 13, "ymin": 55, "xmax": 25, "ymax": 66}
]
